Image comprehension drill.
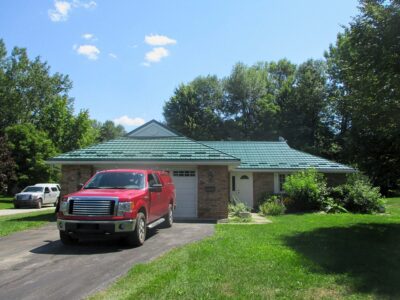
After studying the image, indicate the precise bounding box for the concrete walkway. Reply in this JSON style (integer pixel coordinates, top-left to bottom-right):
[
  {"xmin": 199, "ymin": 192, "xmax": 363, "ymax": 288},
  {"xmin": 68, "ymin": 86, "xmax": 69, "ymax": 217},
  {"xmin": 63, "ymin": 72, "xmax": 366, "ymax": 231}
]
[
  {"xmin": 251, "ymin": 213, "xmax": 272, "ymax": 224},
  {"xmin": 0, "ymin": 207, "xmax": 55, "ymax": 217}
]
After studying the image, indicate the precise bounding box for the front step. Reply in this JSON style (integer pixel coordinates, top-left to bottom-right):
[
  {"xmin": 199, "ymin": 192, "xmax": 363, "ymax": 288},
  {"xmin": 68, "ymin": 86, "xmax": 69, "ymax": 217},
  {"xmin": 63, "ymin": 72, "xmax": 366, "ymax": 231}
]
[{"xmin": 147, "ymin": 218, "xmax": 165, "ymax": 229}]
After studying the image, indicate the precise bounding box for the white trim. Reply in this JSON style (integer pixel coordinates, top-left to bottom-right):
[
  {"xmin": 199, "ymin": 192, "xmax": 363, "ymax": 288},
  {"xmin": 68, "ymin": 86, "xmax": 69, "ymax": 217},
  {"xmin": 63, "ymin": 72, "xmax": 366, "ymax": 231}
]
[
  {"xmin": 234, "ymin": 168, "xmax": 355, "ymax": 173},
  {"xmin": 48, "ymin": 160, "xmax": 240, "ymax": 166}
]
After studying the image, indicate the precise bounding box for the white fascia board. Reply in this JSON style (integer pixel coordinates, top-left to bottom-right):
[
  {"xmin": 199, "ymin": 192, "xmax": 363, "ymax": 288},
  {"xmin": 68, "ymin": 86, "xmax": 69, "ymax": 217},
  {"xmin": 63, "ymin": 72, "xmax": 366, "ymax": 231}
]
[
  {"xmin": 232, "ymin": 168, "xmax": 356, "ymax": 173},
  {"xmin": 47, "ymin": 160, "xmax": 240, "ymax": 167}
]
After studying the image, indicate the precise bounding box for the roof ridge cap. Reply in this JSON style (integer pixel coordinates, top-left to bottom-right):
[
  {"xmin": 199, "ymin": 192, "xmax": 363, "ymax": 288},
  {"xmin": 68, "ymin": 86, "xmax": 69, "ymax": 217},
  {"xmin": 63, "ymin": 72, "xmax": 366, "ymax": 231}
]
[{"xmin": 186, "ymin": 138, "xmax": 241, "ymax": 160}]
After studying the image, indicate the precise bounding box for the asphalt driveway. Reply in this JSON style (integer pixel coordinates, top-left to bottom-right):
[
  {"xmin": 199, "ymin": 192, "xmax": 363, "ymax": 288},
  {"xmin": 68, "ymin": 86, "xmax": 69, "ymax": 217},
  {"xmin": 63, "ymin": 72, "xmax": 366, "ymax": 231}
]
[{"xmin": 0, "ymin": 221, "xmax": 215, "ymax": 300}]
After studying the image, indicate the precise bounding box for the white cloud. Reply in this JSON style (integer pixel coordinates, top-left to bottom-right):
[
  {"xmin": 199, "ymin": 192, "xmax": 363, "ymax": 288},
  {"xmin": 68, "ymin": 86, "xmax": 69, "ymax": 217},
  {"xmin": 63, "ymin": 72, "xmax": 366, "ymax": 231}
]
[
  {"xmin": 144, "ymin": 34, "xmax": 177, "ymax": 46},
  {"xmin": 145, "ymin": 47, "xmax": 169, "ymax": 63},
  {"xmin": 108, "ymin": 53, "xmax": 117, "ymax": 59},
  {"xmin": 82, "ymin": 33, "xmax": 96, "ymax": 40},
  {"xmin": 73, "ymin": 0, "xmax": 97, "ymax": 9},
  {"xmin": 74, "ymin": 44, "xmax": 100, "ymax": 60},
  {"xmin": 113, "ymin": 116, "xmax": 145, "ymax": 127},
  {"xmin": 48, "ymin": 0, "xmax": 96, "ymax": 22},
  {"xmin": 48, "ymin": 1, "xmax": 72, "ymax": 22}
]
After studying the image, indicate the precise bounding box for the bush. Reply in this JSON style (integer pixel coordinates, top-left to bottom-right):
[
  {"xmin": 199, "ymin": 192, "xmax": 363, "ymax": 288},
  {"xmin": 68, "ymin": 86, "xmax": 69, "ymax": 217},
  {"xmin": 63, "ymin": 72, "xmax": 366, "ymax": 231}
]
[
  {"xmin": 259, "ymin": 202, "xmax": 286, "ymax": 216},
  {"xmin": 259, "ymin": 195, "xmax": 286, "ymax": 216},
  {"xmin": 283, "ymin": 169, "xmax": 327, "ymax": 211},
  {"xmin": 321, "ymin": 197, "xmax": 348, "ymax": 213},
  {"xmin": 330, "ymin": 174, "xmax": 385, "ymax": 213},
  {"xmin": 228, "ymin": 202, "xmax": 251, "ymax": 217}
]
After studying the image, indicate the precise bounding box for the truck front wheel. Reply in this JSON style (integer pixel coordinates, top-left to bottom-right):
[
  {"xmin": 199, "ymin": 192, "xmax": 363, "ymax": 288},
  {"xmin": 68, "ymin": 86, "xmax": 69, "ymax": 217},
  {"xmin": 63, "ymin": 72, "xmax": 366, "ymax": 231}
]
[
  {"xmin": 163, "ymin": 204, "xmax": 173, "ymax": 228},
  {"xmin": 59, "ymin": 231, "xmax": 78, "ymax": 245},
  {"xmin": 125, "ymin": 212, "xmax": 146, "ymax": 247}
]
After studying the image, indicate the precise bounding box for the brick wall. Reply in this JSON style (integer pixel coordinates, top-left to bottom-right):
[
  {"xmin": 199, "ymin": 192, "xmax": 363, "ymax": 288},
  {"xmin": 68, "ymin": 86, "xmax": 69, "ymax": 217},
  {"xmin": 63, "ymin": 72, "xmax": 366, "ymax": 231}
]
[
  {"xmin": 197, "ymin": 166, "xmax": 229, "ymax": 219},
  {"xmin": 253, "ymin": 173, "xmax": 274, "ymax": 207},
  {"xmin": 60, "ymin": 165, "xmax": 94, "ymax": 197}
]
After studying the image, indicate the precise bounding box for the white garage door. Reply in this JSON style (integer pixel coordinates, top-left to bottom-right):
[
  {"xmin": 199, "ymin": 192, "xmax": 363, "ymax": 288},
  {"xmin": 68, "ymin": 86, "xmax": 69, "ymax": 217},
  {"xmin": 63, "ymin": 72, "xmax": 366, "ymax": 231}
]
[{"xmin": 172, "ymin": 170, "xmax": 197, "ymax": 218}]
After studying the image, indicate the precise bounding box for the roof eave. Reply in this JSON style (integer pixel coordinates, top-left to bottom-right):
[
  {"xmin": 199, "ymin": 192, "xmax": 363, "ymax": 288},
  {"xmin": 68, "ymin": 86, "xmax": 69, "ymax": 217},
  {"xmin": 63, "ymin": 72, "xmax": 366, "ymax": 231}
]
[
  {"xmin": 46, "ymin": 159, "xmax": 240, "ymax": 166},
  {"xmin": 235, "ymin": 168, "xmax": 356, "ymax": 173}
]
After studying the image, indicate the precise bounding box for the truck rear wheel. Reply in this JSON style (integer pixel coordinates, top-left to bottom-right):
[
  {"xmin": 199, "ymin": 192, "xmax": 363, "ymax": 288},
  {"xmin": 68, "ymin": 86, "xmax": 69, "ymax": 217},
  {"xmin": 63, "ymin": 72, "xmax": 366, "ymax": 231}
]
[
  {"xmin": 125, "ymin": 212, "xmax": 146, "ymax": 247},
  {"xmin": 59, "ymin": 231, "xmax": 78, "ymax": 245}
]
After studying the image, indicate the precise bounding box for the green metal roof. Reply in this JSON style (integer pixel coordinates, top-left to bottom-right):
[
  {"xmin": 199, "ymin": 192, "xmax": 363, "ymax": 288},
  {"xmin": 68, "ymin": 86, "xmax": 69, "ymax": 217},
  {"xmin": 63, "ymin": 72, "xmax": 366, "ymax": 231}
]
[
  {"xmin": 49, "ymin": 136, "xmax": 240, "ymax": 162},
  {"xmin": 202, "ymin": 141, "xmax": 354, "ymax": 172}
]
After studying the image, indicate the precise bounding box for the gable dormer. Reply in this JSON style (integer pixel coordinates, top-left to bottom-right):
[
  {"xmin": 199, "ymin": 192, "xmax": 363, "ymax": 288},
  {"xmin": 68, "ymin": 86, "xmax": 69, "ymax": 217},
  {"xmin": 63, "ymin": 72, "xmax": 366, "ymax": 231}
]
[{"xmin": 126, "ymin": 120, "xmax": 180, "ymax": 138}]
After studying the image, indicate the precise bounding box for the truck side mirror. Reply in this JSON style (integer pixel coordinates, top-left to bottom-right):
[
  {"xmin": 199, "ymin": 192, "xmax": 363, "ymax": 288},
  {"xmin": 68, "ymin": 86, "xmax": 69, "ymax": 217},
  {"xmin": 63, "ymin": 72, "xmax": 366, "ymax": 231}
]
[
  {"xmin": 77, "ymin": 183, "xmax": 84, "ymax": 190},
  {"xmin": 149, "ymin": 183, "xmax": 162, "ymax": 192}
]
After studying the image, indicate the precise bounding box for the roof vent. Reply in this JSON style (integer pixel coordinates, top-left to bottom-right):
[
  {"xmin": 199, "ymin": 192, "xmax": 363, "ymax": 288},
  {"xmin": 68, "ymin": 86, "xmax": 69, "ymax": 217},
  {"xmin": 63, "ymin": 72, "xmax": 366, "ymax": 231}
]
[{"xmin": 278, "ymin": 136, "xmax": 286, "ymax": 142}]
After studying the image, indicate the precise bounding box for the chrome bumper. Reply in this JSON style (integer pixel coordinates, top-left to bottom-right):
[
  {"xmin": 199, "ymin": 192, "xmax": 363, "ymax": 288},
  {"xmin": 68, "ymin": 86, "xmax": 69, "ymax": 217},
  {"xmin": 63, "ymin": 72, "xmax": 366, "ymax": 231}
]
[{"xmin": 57, "ymin": 219, "xmax": 136, "ymax": 233}]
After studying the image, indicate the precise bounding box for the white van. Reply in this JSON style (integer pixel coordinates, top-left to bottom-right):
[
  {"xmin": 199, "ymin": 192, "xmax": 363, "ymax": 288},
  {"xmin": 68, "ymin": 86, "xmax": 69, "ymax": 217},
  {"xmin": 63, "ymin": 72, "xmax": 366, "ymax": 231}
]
[{"xmin": 14, "ymin": 183, "xmax": 61, "ymax": 209}]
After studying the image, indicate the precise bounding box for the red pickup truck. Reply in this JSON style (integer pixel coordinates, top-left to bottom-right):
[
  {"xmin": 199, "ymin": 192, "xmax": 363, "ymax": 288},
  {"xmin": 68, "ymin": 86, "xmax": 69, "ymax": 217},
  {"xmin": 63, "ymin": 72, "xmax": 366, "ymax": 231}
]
[{"xmin": 57, "ymin": 169, "xmax": 176, "ymax": 246}]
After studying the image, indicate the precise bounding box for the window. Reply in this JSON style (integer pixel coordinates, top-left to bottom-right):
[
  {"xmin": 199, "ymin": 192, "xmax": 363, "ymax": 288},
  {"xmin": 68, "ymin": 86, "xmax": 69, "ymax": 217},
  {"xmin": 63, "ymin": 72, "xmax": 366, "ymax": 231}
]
[
  {"xmin": 45, "ymin": 187, "xmax": 50, "ymax": 193},
  {"xmin": 240, "ymin": 175, "xmax": 249, "ymax": 180},
  {"xmin": 279, "ymin": 174, "xmax": 286, "ymax": 192},
  {"xmin": 84, "ymin": 172, "xmax": 145, "ymax": 189},
  {"xmin": 51, "ymin": 187, "xmax": 57, "ymax": 192},
  {"xmin": 148, "ymin": 173, "xmax": 160, "ymax": 187},
  {"xmin": 232, "ymin": 176, "xmax": 236, "ymax": 191},
  {"xmin": 173, "ymin": 170, "xmax": 196, "ymax": 177}
]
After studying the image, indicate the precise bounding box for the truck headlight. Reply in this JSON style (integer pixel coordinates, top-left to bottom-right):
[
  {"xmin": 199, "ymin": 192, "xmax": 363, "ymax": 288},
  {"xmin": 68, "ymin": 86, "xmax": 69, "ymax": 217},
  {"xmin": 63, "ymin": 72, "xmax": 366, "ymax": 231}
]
[
  {"xmin": 60, "ymin": 198, "xmax": 69, "ymax": 213},
  {"xmin": 31, "ymin": 195, "xmax": 39, "ymax": 199},
  {"xmin": 117, "ymin": 202, "xmax": 132, "ymax": 216}
]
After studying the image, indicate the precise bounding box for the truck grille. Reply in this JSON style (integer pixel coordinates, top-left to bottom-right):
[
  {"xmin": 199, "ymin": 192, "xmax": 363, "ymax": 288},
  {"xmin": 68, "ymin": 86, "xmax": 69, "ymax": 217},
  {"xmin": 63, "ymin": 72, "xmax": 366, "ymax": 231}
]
[{"xmin": 69, "ymin": 198, "xmax": 115, "ymax": 216}]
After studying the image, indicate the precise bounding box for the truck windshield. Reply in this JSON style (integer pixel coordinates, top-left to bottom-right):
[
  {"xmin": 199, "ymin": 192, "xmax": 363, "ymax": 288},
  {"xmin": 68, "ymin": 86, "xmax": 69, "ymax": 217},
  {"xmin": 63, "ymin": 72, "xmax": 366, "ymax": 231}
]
[
  {"xmin": 84, "ymin": 172, "xmax": 145, "ymax": 190},
  {"xmin": 23, "ymin": 186, "xmax": 44, "ymax": 192}
]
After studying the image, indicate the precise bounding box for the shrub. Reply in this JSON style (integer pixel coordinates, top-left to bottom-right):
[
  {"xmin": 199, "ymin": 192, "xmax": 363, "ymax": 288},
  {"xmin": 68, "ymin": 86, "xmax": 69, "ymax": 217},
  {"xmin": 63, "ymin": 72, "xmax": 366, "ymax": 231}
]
[
  {"xmin": 321, "ymin": 197, "xmax": 348, "ymax": 213},
  {"xmin": 259, "ymin": 195, "xmax": 286, "ymax": 216},
  {"xmin": 228, "ymin": 202, "xmax": 251, "ymax": 217},
  {"xmin": 259, "ymin": 201, "xmax": 286, "ymax": 216},
  {"xmin": 330, "ymin": 174, "xmax": 385, "ymax": 213},
  {"xmin": 283, "ymin": 169, "xmax": 327, "ymax": 211}
]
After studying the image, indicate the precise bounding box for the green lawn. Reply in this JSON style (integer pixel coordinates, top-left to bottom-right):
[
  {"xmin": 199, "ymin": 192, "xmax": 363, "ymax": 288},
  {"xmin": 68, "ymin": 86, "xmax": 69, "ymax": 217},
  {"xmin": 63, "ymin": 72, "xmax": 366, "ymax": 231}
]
[
  {"xmin": 0, "ymin": 211, "xmax": 56, "ymax": 237},
  {"xmin": 0, "ymin": 196, "xmax": 14, "ymax": 209},
  {"xmin": 92, "ymin": 198, "xmax": 400, "ymax": 300}
]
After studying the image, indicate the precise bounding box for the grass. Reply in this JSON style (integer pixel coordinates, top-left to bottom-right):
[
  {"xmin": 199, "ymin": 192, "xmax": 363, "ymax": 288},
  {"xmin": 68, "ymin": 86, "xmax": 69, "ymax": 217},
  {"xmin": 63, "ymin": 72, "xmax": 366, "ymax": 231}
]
[
  {"xmin": 0, "ymin": 196, "xmax": 14, "ymax": 209},
  {"xmin": 91, "ymin": 198, "xmax": 400, "ymax": 300},
  {"xmin": 0, "ymin": 211, "xmax": 55, "ymax": 237}
]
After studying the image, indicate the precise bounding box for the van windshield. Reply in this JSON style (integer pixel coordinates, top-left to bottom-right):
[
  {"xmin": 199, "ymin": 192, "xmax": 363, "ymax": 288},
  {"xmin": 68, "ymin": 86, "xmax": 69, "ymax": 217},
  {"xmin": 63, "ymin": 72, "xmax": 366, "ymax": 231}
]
[
  {"xmin": 23, "ymin": 186, "xmax": 44, "ymax": 192},
  {"xmin": 84, "ymin": 172, "xmax": 145, "ymax": 190}
]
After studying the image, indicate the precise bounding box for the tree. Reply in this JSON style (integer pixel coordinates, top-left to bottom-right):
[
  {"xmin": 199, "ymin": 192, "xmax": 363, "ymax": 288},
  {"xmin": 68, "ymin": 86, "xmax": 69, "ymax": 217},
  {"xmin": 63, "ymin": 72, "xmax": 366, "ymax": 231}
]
[
  {"xmin": 223, "ymin": 62, "xmax": 280, "ymax": 140},
  {"xmin": 98, "ymin": 120, "xmax": 126, "ymax": 142},
  {"xmin": 62, "ymin": 110, "xmax": 100, "ymax": 152},
  {"xmin": 164, "ymin": 76, "xmax": 224, "ymax": 140},
  {"xmin": 325, "ymin": 0, "xmax": 400, "ymax": 192},
  {"xmin": 0, "ymin": 135, "xmax": 16, "ymax": 194},
  {"xmin": 0, "ymin": 40, "xmax": 72, "ymax": 132},
  {"xmin": 278, "ymin": 59, "xmax": 333, "ymax": 156},
  {"xmin": 6, "ymin": 124, "xmax": 58, "ymax": 190}
]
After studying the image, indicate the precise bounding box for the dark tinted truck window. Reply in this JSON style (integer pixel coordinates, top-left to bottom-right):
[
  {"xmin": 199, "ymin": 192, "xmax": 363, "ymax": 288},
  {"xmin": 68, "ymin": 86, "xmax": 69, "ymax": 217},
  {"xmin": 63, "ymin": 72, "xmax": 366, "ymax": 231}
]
[{"xmin": 85, "ymin": 172, "xmax": 145, "ymax": 189}]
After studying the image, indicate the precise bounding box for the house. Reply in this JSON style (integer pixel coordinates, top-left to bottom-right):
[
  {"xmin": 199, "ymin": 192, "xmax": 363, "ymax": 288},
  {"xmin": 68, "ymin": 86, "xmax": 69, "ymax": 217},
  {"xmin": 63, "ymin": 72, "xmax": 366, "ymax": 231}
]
[{"xmin": 48, "ymin": 120, "xmax": 355, "ymax": 219}]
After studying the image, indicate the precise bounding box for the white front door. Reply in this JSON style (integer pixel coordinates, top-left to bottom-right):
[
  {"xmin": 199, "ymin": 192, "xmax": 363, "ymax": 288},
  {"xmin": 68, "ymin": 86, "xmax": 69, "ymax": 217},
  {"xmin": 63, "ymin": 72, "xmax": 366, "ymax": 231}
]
[{"xmin": 231, "ymin": 172, "xmax": 253, "ymax": 208}]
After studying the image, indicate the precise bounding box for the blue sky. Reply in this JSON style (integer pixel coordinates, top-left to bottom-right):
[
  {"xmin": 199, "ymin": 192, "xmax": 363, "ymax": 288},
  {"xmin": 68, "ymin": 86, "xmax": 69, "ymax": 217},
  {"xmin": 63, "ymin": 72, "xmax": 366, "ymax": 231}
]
[{"xmin": 0, "ymin": 0, "xmax": 359, "ymax": 130}]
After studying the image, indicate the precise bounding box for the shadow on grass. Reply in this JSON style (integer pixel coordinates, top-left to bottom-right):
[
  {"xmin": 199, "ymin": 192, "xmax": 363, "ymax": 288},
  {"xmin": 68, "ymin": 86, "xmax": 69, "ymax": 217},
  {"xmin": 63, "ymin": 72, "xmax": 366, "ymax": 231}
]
[
  {"xmin": 284, "ymin": 223, "xmax": 400, "ymax": 298},
  {"xmin": 0, "ymin": 199, "xmax": 12, "ymax": 204},
  {"xmin": 9, "ymin": 212, "xmax": 56, "ymax": 222}
]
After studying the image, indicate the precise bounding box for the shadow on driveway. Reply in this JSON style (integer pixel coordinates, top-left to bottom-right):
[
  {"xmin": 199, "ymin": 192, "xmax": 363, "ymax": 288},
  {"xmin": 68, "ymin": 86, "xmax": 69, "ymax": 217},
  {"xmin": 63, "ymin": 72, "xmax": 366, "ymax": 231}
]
[
  {"xmin": 284, "ymin": 223, "xmax": 400, "ymax": 298},
  {"xmin": 30, "ymin": 227, "xmax": 160, "ymax": 255}
]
